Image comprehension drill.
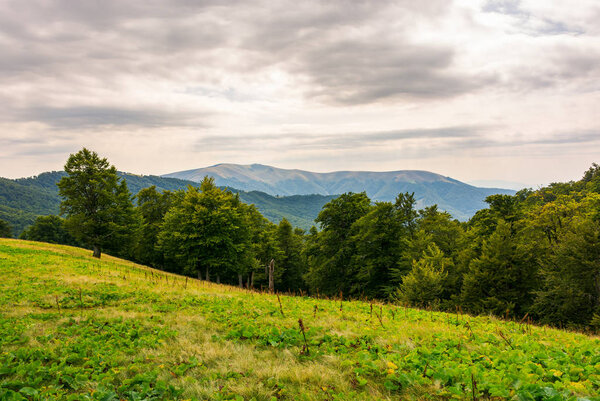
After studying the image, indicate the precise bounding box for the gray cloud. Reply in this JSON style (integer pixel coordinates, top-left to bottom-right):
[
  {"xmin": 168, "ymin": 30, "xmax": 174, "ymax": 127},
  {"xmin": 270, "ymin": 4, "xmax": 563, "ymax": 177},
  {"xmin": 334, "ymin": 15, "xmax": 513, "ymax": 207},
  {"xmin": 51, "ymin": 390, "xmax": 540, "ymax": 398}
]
[
  {"xmin": 294, "ymin": 40, "xmax": 494, "ymax": 104},
  {"xmin": 0, "ymin": 0, "xmax": 598, "ymax": 183},
  {"xmin": 194, "ymin": 127, "xmax": 600, "ymax": 154},
  {"xmin": 0, "ymin": 0, "xmax": 493, "ymax": 109},
  {"xmin": 8, "ymin": 106, "xmax": 211, "ymax": 130},
  {"xmin": 195, "ymin": 126, "xmax": 486, "ymax": 151}
]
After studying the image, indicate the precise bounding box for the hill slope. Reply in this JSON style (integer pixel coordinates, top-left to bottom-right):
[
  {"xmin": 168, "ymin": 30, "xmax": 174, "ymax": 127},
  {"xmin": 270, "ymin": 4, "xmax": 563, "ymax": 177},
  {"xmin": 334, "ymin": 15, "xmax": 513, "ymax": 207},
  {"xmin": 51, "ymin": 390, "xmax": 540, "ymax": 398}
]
[
  {"xmin": 0, "ymin": 172, "xmax": 334, "ymax": 234},
  {"xmin": 1, "ymin": 239, "xmax": 599, "ymax": 400},
  {"xmin": 164, "ymin": 164, "xmax": 516, "ymax": 220}
]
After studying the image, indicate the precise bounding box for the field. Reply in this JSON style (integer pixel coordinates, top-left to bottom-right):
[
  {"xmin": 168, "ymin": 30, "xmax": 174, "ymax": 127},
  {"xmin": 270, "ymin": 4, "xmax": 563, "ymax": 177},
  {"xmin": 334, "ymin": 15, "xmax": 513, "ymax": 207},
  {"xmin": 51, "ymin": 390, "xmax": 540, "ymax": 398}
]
[{"xmin": 1, "ymin": 239, "xmax": 599, "ymax": 400}]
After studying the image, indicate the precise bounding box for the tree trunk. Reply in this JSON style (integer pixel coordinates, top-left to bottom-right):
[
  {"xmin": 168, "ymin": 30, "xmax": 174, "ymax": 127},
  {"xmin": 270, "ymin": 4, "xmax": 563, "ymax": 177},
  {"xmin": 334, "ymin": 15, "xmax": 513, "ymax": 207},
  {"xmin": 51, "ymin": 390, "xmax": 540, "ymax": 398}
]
[
  {"xmin": 250, "ymin": 271, "xmax": 254, "ymax": 288},
  {"xmin": 92, "ymin": 245, "xmax": 101, "ymax": 258},
  {"xmin": 216, "ymin": 274, "xmax": 221, "ymax": 284},
  {"xmin": 197, "ymin": 269, "xmax": 202, "ymax": 280},
  {"xmin": 238, "ymin": 274, "xmax": 243, "ymax": 288},
  {"xmin": 268, "ymin": 259, "xmax": 275, "ymax": 293},
  {"xmin": 206, "ymin": 267, "xmax": 210, "ymax": 282}
]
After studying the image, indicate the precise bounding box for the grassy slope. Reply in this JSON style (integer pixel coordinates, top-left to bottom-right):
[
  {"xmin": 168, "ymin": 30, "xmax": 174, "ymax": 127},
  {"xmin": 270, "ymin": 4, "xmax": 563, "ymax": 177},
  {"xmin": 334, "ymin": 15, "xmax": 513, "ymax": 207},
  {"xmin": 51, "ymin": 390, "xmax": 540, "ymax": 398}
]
[{"xmin": 1, "ymin": 240, "xmax": 599, "ymax": 401}]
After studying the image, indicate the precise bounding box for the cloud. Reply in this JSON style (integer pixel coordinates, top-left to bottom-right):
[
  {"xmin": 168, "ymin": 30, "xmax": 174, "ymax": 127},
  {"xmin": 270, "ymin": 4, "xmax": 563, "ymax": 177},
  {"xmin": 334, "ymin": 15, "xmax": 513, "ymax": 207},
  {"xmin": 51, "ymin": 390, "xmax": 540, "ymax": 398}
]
[
  {"xmin": 291, "ymin": 39, "xmax": 494, "ymax": 105},
  {"xmin": 0, "ymin": 0, "xmax": 598, "ymax": 184},
  {"xmin": 9, "ymin": 106, "xmax": 211, "ymax": 130},
  {"xmin": 194, "ymin": 126, "xmax": 486, "ymax": 151},
  {"xmin": 193, "ymin": 127, "xmax": 600, "ymax": 156},
  {"xmin": 482, "ymin": 0, "xmax": 586, "ymax": 36},
  {"xmin": 0, "ymin": 0, "xmax": 494, "ymax": 108}
]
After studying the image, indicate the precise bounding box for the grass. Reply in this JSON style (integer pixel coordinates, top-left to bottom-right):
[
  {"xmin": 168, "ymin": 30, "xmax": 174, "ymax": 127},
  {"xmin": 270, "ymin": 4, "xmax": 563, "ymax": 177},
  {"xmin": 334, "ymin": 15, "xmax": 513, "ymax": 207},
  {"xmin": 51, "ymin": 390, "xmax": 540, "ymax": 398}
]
[{"xmin": 1, "ymin": 238, "xmax": 599, "ymax": 401}]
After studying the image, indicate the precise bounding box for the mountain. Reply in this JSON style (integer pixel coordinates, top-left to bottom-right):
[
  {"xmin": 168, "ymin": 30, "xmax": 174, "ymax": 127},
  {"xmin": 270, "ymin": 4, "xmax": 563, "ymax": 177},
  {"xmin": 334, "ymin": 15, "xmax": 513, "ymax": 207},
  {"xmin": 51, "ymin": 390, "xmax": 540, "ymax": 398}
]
[
  {"xmin": 467, "ymin": 179, "xmax": 529, "ymax": 191},
  {"xmin": 164, "ymin": 163, "xmax": 516, "ymax": 220},
  {"xmin": 0, "ymin": 171, "xmax": 335, "ymax": 235}
]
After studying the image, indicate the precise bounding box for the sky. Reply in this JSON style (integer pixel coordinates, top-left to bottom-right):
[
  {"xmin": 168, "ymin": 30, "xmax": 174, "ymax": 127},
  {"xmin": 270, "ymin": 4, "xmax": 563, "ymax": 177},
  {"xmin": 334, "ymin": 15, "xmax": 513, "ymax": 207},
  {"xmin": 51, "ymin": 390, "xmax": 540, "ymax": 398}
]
[{"xmin": 0, "ymin": 0, "xmax": 598, "ymax": 187}]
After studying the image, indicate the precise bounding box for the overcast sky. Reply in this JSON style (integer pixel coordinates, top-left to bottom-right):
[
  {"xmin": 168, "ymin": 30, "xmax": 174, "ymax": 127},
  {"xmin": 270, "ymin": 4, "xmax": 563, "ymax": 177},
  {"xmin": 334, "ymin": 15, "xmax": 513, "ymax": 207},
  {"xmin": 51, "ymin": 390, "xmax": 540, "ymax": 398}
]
[{"xmin": 0, "ymin": 0, "xmax": 598, "ymax": 186}]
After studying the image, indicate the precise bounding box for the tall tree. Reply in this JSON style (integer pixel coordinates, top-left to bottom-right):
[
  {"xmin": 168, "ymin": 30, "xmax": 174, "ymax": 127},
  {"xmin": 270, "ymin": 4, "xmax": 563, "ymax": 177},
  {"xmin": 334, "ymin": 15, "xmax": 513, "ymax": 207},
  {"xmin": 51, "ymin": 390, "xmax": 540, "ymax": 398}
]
[
  {"xmin": 135, "ymin": 186, "xmax": 178, "ymax": 267},
  {"xmin": 0, "ymin": 218, "xmax": 11, "ymax": 238},
  {"xmin": 57, "ymin": 148, "xmax": 136, "ymax": 258},
  {"xmin": 351, "ymin": 193, "xmax": 418, "ymax": 298},
  {"xmin": 532, "ymin": 197, "xmax": 600, "ymax": 327},
  {"xmin": 275, "ymin": 218, "xmax": 305, "ymax": 292},
  {"xmin": 158, "ymin": 177, "xmax": 251, "ymax": 282},
  {"xmin": 305, "ymin": 192, "xmax": 371, "ymax": 295},
  {"xmin": 461, "ymin": 220, "xmax": 539, "ymax": 317}
]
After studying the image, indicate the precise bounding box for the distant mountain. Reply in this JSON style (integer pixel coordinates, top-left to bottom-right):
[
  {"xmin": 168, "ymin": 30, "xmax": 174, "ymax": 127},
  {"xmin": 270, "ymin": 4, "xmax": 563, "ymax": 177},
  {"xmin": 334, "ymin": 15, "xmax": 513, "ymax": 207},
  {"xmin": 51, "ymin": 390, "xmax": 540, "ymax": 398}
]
[
  {"xmin": 164, "ymin": 164, "xmax": 516, "ymax": 220},
  {"xmin": 467, "ymin": 180, "xmax": 529, "ymax": 191},
  {"xmin": 0, "ymin": 171, "xmax": 335, "ymax": 235}
]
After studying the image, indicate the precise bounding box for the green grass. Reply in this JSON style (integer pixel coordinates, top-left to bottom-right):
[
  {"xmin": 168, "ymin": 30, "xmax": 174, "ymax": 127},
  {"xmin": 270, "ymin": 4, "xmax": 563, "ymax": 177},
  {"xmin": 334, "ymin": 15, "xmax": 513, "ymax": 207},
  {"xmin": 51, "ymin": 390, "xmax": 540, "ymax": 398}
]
[{"xmin": 1, "ymin": 239, "xmax": 599, "ymax": 400}]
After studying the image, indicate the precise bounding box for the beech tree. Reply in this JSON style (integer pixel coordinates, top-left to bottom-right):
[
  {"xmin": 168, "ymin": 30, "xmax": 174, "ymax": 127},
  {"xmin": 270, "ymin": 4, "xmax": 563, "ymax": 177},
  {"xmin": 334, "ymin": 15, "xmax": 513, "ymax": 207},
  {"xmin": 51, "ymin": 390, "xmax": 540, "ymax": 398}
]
[
  {"xmin": 158, "ymin": 177, "xmax": 251, "ymax": 282},
  {"xmin": 57, "ymin": 148, "xmax": 135, "ymax": 258}
]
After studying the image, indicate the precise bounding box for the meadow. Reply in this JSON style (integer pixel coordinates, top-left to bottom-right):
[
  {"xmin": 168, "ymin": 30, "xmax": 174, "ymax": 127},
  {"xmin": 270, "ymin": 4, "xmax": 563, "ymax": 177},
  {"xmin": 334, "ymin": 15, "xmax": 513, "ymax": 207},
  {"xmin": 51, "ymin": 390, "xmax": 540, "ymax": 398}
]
[{"xmin": 1, "ymin": 238, "xmax": 599, "ymax": 400}]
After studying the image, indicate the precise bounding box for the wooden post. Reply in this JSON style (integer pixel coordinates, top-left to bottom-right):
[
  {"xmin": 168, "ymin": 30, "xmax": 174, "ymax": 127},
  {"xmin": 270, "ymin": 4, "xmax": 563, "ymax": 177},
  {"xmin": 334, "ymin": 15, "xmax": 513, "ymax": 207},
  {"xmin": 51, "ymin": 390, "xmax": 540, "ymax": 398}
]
[{"xmin": 268, "ymin": 259, "xmax": 275, "ymax": 293}]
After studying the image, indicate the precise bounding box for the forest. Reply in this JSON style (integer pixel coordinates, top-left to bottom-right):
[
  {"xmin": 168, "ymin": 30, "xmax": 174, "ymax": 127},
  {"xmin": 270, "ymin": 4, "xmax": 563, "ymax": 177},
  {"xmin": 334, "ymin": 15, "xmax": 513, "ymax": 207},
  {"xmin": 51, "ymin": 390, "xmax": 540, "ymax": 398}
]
[{"xmin": 4, "ymin": 148, "xmax": 600, "ymax": 331}]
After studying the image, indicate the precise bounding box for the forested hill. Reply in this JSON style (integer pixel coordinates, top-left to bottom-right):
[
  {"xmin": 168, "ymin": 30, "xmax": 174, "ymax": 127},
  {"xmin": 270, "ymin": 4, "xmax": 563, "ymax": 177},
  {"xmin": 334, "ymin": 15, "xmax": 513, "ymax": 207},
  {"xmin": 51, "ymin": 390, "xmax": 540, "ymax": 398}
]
[
  {"xmin": 0, "ymin": 171, "xmax": 335, "ymax": 234},
  {"xmin": 164, "ymin": 163, "xmax": 516, "ymax": 219}
]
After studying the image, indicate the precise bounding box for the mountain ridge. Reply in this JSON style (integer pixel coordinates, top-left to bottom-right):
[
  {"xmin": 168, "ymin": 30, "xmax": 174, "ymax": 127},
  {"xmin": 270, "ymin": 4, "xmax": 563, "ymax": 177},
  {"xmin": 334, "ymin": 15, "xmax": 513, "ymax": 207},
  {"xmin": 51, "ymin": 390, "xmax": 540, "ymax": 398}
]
[
  {"xmin": 163, "ymin": 163, "xmax": 516, "ymax": 220},
  {"xmin": 0, "ymin": 171, "xmax": 335, "ymax": 234}
]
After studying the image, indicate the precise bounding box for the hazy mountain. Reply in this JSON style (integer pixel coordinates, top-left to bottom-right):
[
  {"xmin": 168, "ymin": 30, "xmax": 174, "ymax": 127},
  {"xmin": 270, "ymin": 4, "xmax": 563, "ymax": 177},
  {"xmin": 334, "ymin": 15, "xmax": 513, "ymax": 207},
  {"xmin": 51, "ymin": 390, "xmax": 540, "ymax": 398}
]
[
  {"xmin": 0, "ymin": 171, "xmax": 333, "ymax": 235},
  {"xmin": 164, "ymin": 163, "xmax": 516, "ymax": 220},
  {"xmin": 467, "ymin": 179, "xmax": 529, "ymax": 191}
]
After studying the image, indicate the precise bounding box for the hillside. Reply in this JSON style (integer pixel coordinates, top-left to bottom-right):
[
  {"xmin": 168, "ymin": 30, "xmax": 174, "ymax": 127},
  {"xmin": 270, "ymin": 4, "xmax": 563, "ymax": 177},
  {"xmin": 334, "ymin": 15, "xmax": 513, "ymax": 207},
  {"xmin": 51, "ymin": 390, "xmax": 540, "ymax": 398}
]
[
  {"xmin": 164, "ymin": 164, "xmax": 516, "ymax": 220},
  {"xmin": 0, "ymin": 172, "xmax": 334, "ymax": 234},
  {"xmin": 1, "ymin": 239, "xmax": 599, "ymax": 400}
]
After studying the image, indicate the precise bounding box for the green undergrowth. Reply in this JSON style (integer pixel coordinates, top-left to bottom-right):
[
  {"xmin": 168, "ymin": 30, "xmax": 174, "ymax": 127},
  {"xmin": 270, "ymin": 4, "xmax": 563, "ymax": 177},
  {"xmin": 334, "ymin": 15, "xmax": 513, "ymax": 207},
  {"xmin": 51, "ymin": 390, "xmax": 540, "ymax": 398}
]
[{"xmin": 1, "ymin": 239, "xmax": 599, "ymax": 400}]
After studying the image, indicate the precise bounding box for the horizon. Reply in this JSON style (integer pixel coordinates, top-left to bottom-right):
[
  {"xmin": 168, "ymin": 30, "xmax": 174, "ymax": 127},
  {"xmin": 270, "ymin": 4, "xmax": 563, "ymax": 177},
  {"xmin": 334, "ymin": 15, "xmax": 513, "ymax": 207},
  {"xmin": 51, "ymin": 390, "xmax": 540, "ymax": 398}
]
[
  {"xmin": 0, "ymin": 1, "xmax": 598, "ymax": 187},
  {"xmin": 5, "ymin": 160, "xmax": 580, "ymax": 191}
]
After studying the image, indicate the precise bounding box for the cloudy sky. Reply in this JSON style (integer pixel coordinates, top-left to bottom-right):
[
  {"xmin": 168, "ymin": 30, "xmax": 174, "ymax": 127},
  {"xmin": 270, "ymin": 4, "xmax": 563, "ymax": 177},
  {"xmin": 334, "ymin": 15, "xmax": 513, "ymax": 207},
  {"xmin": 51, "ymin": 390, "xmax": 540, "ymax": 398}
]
[{"xmin": 1, "ymin": 0, "xmax": 598, "ymax": 187}]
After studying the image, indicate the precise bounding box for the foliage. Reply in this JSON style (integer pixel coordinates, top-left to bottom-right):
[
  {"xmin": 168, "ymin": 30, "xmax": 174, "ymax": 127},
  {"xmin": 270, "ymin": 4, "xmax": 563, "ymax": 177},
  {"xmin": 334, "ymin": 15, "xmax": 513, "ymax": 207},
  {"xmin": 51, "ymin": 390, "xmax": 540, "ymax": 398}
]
[
  {"xmin": 0, "ymin": 170, "xmax": 335, "ymax": 236},
  {"xmin": 3, "ymin": 149, "xmax": 600, "ymax": 330},
  {"xmin": 274, "ymin": 218, "xmax": 305, "ymax": 292},
  {"xmin": 158, "ymin": 178, "xmax": 252, "ymax": 282},
  {"xmin": 533, "ymin": 216, "xmax": 600, "ymax": 327},
  {"xmin": 0, "ymin": 218, "xmax": 12, "ymax": 238},
  {"xmin": 134, "ymin": 186, "xmax": 179, "ymax": 267},
  {"xmin": 19, "ymin": 215, "xmax": 78, "ymax": 246},
  {"xmin": 394, "ymin": 244, "xmax": 450, "ymax": 308},
  {"xmin": 57, "ymin": 149, "xmax": 137, "ymax": 258},
  {"xmin": 305, "ymin": 192, "xmax": 371, "ymax": 295},
  {"xmin": 461, "ymin": 220, "xmax": 539, "ymax": 317}
]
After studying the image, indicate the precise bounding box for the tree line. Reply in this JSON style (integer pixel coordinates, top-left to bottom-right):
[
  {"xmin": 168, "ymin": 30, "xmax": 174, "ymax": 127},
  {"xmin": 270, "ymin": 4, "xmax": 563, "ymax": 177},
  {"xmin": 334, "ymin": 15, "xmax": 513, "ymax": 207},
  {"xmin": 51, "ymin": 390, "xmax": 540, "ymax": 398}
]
[{"xmin": 6, "ymin": 149, "xmax": 600, "ymax": 330}]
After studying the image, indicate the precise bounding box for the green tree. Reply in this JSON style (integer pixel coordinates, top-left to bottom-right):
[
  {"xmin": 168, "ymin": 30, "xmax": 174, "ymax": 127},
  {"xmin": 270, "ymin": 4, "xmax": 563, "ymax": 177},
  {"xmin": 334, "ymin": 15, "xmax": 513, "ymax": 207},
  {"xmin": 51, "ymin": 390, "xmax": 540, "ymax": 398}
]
[
  {"xmin": 305, "ymin": 192, "xmax": 371, "ymax": 296},
  {"xmin": 19, "ymin": 215, "xmax": 78, "ymax": 245},
  {"xmin": 0, "ymin": 218, "xmax": 11, "ymax": 238},
  {"xmin": 394, "ymin": 244, "xmax": 450, "ymax": 308},
  {"xmin": 158, "ymin": 177, "xmax": 251, "ymax": 282},
  {"xmin": 57, "ymin": 148, "xmax": 136, "ymax": 258},
  {"xmin": 461, "ymin": 220, "xmax": 539, "ymax": 317},
  {"xmin": 275, "ymin": 218, "xmax": 305, "ymax": 292},
  {"xmin": 244, "ymin": 206, "xmax": 279, "ymax": 289},
  {"xmin": 135, "ymin": 186, "xmax": 179, "ymax": 267},
  {"xmin": 350, "ymin": 193, "xmax": 417, "ymax": 298},
  {"xmin": 533, "ymin": 210, "xmax": 600, "ymax": 328}
]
